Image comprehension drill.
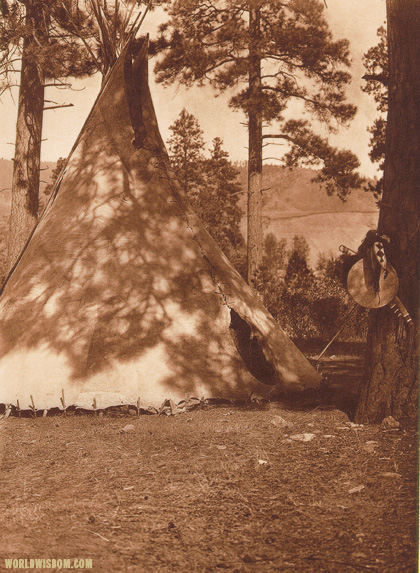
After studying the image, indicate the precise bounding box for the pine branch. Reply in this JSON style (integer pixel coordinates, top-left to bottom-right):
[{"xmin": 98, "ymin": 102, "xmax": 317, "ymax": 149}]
[
  {"xmin": 261, "ymin": 70, "xmax": 298, "ymax": 82},
  {"xmin": 362, "ymin": 72, "xmax": 388, "ymax": 86},
  {"xmin": 60, "ymin": 2, "xmax": 100, "ymax": 71},
  {"xmin": 0, "ymin": 83, "xmax": 18, "ymax": 96},
  {"xmin": 44, "ymin": 103, "xmax": 74, "ymax": 110},
  {"xmin": 44, "ymin": 82, "xmax": 72, "ymax": 88},
  {"xmin": 262, "ymin": 133, "xmax": 292, "ymax": 141},
  {"xmin": 262, "ymin": 141, "xmax": 285, "ymax": 148},
  {"xmin": 201, "ymin": 57, "xmax": 237, "ymax": 77}
]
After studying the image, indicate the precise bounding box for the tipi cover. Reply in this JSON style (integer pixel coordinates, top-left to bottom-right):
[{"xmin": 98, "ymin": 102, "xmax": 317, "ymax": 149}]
[{"xmin": 0, "ymin": 39, "xmax": 321, "ymax": 411}]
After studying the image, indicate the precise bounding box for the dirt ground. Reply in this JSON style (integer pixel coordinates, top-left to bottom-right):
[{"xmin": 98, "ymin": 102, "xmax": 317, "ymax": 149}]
[{"xmin": 0, "ymin": 358, "xmax": 417, "ymax": 572}]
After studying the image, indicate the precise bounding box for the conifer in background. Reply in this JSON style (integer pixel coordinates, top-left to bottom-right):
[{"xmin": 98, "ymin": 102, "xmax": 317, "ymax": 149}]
[
  {"xmin": 152, "ymin": 0, "xmax": 364, "ymax": 281},
  {"xmin": 0, "ymin": 0, "xmax": 154, "ymax": 271},
  {"xmin": 362, "ymin": 25, "xmax": 388, "ymax": 199},
  {"xmin": 168, "ymin": 110, "xmax": 244, "ymax": 267},
  {"xmin": 0, "ymin": 0, "xmax": 96, "ymax": 270}
]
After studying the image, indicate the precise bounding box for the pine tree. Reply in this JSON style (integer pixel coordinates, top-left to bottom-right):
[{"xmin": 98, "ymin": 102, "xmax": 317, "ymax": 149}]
[
  {"xmin": 1, "ymin": 1, "xmax": 153, "ymax": 270},
  {"xmin": 168, "ymin": 112, "xmax": 244, "ymax": 261},
  {"xmin": 167, "ymin": 108, "xmax": 205, "ymax": 199},
  {"xmin": 289, "ymin": 235, "xmax": 310, "ymax": 265},
  {"xmin": 1, "ymin": 1, "xmax": 96, "ymax": 270},
  {"xmin": 362, "ymin": 25, "xmax": 388, "ymax": 198},
  {"xmin": 151, "ymin": 0, "xmax": 364, "ymax": 282},
  {"xmin": 356, "ymin": 0, "xmax": 419, "ymax": 425},
  {"xmin": 316, "ymin": 252, "xmax": 343, "ymax": 283},
  {"xmin": 284, "ymin": 236, "xmax": 313, "ymax": 291},
  {"xmin": 263, "ymin": 233, "xmax": 287, "ymax": 274},
  {"xmin": 199, "ymin": 137, "xmax": 243, "ymax": 256}
]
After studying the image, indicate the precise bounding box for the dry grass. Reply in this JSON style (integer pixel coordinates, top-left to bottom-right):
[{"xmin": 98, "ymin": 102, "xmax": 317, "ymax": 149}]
[{"xmin": 0, "ymin": 401, "xmax": 417, "ymax": 572}]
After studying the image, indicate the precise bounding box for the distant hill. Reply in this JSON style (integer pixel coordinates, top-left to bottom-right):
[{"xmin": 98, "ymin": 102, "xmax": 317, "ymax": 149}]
[
  {"xmin": 0, "ymin": 159, "xmax": 378, "ymax": 269},
  {"xmin": 236, "ymin": 164, "xmax": 379, "ymax": 266}
]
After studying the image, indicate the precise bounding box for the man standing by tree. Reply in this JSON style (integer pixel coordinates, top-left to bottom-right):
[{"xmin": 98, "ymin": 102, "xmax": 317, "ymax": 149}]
[{"xmin": 356, "ymin": 0, "xmax": 419, "ymax": 424}]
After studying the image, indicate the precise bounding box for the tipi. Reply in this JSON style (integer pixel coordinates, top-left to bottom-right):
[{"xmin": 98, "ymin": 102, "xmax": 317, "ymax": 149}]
[{"xmin": 0, "ymin": 39, "xmax": 321, "ymax": 411}]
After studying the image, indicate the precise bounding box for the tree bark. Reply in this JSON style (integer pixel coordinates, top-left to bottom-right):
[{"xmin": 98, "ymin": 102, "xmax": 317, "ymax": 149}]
[
  {"xmin": 247, "ymin": 5, "xmax": 263, "ymax": 283},
  {"xmin": 7, "ymin": 0, "xmax": 45, "ymax": 272},
  {"xmin": 355, "ymin": 0, "xmax": 420, "ymax": 425}
]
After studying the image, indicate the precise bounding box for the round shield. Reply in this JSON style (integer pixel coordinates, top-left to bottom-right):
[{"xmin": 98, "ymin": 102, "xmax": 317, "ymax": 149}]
[{"xmin": 347, "ymin": 259, "xmax": 399, "ymax": 308}]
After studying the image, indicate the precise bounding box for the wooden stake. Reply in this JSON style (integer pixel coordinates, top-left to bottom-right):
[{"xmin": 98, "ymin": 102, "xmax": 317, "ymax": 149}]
[
  {"xmin": 93, "ymin": 397, "xmax": 97, "ymax": 415},
  {"xmin": 60, "ymin": 389, "xmax": 67, "ymax": 416},
  {"xmin": 316, "ymin": 304, "xmax": 358, "ymax": 363},
  {"xmin": 136, "ymin": 397, "xmax": 141, "ymax": 417},
  {"xmin": 16, "ymin": 399, "xmax": 21, "ymax": 418},
  {"xmin": 30, "ymin": 395, "xmax": 37, "ymax": 418}
]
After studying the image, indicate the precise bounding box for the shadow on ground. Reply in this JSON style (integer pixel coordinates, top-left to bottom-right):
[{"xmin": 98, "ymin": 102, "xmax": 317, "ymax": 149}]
[{"xmin": 271, "ymin": 355, "xmax": 364, "ymax": 421}]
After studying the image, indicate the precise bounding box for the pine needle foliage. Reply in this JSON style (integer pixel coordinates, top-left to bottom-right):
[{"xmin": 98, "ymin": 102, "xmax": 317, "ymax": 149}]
[
  {"xmin": 0, "ymin": 1, "xmax": 96, "ymax": 94},
  {"xmin": 168, "ymin": 109, "xmax": 244, "ymax": 264},
  {"xmin": 362, "ymin": 25, "xmax": 388, "ymax": 199},
  {"xmin": 151, "ymin": 0, "xmax": 364, "ymax": 200}
]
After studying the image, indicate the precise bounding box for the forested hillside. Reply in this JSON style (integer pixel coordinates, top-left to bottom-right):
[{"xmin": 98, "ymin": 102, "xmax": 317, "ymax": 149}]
[
  {"xmin": 0, "ymin": 159, "xmax": 378, "ymax": 280},
  {"xmin": 236, "ymin": 164, "xmax": 378, "ymax": 265}
]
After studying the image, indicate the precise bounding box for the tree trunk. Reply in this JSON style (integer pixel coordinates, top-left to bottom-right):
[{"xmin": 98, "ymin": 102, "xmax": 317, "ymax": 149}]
[
  {"xmin": 355, "ymin": 0, "xmax": 420, "ymax": 425},
  {"xmin": 247, "ymin": 6, "xmax": 263, "ymax": 283},
  {"xmin": 7, "ymin": 0, "xmax": 45, "ymax": 272}
]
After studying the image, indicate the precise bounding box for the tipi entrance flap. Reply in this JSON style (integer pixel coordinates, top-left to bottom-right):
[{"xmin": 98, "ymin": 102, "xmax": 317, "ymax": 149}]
[{"xmin": 0, "ymin": 38, "xmax": 321, "ymax": 410}]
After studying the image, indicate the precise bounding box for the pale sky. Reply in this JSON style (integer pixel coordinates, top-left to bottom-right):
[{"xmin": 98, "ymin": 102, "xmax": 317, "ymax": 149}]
[{"xmin": 0, "ymin": 0, "xmax": 386, "ymax": 178}]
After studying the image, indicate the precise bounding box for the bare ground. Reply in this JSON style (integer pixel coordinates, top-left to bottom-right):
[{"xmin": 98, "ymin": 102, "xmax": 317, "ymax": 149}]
[{"xmin": 0, "ymin": 359, "xmax": 417, "ymax": 572}]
